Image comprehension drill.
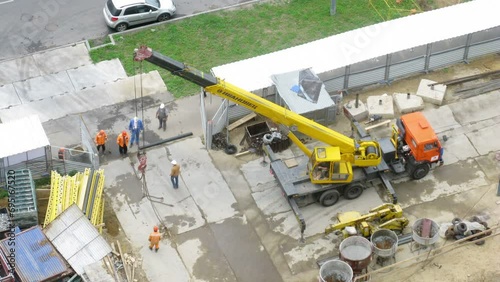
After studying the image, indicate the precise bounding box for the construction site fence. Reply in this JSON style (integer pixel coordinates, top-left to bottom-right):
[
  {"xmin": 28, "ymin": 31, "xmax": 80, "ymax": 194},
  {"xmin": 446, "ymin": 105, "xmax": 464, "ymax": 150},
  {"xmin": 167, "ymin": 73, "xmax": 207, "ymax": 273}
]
[
  {"xmin": 0, "ymin": 147, "xmax": 96, "ymax": 187},
  {"xmin": 208, "ymin": 26, "xmax": 500, "ymax": 133}
]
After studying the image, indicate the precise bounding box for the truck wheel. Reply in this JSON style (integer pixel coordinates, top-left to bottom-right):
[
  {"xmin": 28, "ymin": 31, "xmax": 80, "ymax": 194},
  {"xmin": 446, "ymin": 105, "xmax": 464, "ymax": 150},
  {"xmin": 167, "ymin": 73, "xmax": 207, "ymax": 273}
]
[
  {"xmin": 319, "ymin": 190, "xmax": 340, "ymax": 207},
  {"xmin": 410, "ymin": 163, "xmax": 429, "ymax": 180},
  {"xmin": 343, "ymin": 183, "xmax": 364, "ymax": 200}
]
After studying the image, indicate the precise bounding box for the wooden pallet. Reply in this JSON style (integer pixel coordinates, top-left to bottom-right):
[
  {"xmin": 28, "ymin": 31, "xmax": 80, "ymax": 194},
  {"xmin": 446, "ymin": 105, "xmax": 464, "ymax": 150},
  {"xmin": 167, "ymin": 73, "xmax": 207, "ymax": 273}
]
[{"xmin": 227, "ymin": 112, "xmax": 257, "ymax": 131}]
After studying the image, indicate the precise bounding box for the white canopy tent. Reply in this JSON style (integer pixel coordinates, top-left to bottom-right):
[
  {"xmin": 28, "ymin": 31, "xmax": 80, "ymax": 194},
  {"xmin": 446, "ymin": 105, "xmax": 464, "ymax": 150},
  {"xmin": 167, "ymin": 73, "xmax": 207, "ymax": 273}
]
[{"xmin": 0, "ymin": 115, "xmax": 50, "ymax": 167}]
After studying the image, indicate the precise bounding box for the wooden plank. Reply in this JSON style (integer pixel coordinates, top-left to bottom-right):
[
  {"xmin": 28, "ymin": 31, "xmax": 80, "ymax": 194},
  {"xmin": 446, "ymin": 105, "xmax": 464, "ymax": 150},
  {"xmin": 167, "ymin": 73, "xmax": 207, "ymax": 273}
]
[
  {"xmin": 460, "ymin": 80, "xmax": 500, "ymax": 98},
  {"xmin": 116, "ymin": 241, "xmax": 131, "ymax": 282},
  {"xmin": 284, "ymin": 159, "xmax": 298, "ymax": 168},
  {"xmin": 227, "ymin": 112, "xmax": 257, "ymax": 131},
  {"xmin": 427, "ymin": 69, "xmax": 500, "ymax": 86},
  {"xmin": 365, "ymin": 120, "xmax": 391, "ymax": 131},
  {"xmin": 104, "ymin": 255, "xmax": 120, "ymax": 282},
  {"xmin": 235, "ymin": 150, "xmax": 252, "ymax": 157}
]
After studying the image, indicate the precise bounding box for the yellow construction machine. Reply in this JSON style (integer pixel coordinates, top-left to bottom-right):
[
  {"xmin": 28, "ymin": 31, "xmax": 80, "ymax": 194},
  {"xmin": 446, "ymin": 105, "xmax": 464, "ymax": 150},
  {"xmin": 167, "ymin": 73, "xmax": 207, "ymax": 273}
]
[
  {"xmin": 325, "ymin": 203, "xmax": 409, "ymax": 238},
  {"xmin": 133, "ymin": 46, "xmax": 442, "ymax": 237}
]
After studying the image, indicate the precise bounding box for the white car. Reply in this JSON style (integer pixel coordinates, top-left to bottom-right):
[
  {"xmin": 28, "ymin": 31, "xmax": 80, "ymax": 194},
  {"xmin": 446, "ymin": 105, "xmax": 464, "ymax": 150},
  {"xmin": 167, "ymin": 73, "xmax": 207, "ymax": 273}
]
[{"xmin": 103, "ymin": 0, "xmax": 176, "ymax": 32}]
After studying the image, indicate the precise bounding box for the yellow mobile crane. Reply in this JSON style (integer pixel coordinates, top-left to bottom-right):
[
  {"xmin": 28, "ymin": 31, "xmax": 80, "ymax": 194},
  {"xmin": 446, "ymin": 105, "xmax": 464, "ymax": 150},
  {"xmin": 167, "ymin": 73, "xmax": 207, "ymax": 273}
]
[{"xmin": 133, "ymin": 46, "xmax": 443, "ymax": 236}]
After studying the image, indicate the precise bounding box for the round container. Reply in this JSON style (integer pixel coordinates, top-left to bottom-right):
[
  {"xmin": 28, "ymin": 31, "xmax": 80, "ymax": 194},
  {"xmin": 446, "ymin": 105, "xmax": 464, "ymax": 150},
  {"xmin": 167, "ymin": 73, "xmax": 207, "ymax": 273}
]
[
  {"xmin": 371, "ymin": 229, "xmax": 398, "ymax": 258},
  {"xmin": 339, "ymin": 236, "xmax": 373, "ymax": 272},
  {"xmin": 412, "ymin": 218, "xmax": 440, "ymax": 246},
  {"xmin": 319, "ymin": 260, "xmax": 353, "ymax": 282}
]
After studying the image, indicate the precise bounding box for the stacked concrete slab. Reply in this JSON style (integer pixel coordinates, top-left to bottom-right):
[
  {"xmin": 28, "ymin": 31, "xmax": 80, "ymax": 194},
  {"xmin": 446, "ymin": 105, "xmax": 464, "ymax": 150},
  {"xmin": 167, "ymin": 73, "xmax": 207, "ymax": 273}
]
[
  {"xmin": 0, "ymin": 43, "xmax": 167, "ymax": 123},
  {"xmin": 366, "ymin": 94, "xmax": 394, "ymax": 118},
  {"xmin": 393, "ymin": 93, "xmax": 425, "ymax": 114},
  {"xmin": 416, "ymin": 79, "xmax": 447, "ymax": 105}
]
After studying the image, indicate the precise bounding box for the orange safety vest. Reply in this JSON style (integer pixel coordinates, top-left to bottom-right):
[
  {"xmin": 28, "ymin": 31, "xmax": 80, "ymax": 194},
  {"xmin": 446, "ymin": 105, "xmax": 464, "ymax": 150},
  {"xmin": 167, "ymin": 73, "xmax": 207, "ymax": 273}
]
[
  {"xmin": 149, "ymin": 231, "xmax": 161, "ymax": 244},
  {"xmin": 95, "ymin": 132, "xmax": 107, "ymax": 145},
  {"xmin": 117, "ymin": 133, "xmax": 129, "ymax": 147}
]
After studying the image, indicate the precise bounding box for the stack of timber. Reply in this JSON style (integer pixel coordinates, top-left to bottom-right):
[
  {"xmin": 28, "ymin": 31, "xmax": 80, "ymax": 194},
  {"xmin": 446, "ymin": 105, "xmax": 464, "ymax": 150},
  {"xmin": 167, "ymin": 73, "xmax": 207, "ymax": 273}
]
[
  {"xmin": 44, "ymin": 168, "xmax": 105, "ymax": 232},
  {"xmin": 453, "ymin": 79, "xmax": 500, "ymax": 98}
]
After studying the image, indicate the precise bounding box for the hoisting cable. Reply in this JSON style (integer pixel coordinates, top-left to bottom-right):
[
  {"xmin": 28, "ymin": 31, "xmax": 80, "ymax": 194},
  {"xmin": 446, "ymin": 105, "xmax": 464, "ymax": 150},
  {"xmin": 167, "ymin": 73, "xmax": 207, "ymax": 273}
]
[
  {"xmin": 130, "ymin": 59, "xmax": 172, "ymax": 237},
  {"xmin": 140, "ymin": 60, "xmax": 145, "ymax": 150},
  {"xmin": 133, "ymin": 65, "xmax": 138, "ymax": 118}
]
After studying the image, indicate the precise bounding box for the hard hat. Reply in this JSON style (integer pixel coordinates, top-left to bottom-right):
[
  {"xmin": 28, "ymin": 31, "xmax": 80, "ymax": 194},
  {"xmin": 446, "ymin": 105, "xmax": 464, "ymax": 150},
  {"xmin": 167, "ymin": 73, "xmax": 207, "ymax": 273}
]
[
  {"xmin": 134, "ymin": 116, "xmax": 138, "ymax": 121},
  {"xmin": 160, "ymin": 103, "xmax": 165, "ymax": 109},
  {"xmin": 153, "ymin": 226, "xmax": 159, "ymax": 232},
  {"xmin": 171, "ymin": 160, "xmax": 177, "ymax": 165},
  {"xmin": 99, "ymin": 130, "xmax": 105, "ymax": 134}
]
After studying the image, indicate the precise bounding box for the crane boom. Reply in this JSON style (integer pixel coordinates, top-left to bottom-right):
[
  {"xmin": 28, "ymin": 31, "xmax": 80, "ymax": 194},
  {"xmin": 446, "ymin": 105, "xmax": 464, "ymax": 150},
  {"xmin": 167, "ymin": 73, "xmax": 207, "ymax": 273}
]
[{"xmin": 134, "ymin": 46, "xmax": 381, "ymax": 167}]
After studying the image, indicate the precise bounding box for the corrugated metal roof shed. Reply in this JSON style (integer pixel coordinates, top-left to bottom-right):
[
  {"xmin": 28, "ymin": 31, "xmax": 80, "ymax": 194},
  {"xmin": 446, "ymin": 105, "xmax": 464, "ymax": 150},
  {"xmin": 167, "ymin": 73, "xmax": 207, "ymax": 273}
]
[
  {"xmin": 212, "ymin": 0, "xmax": 500, "ymax": 92},
  {"xmin": 271, "ymin": 69, "xmax": 334, "ymax": 114},
  {"xmin": 44, "ymin": 204, "xmax": 112, "ymax": 275},
  {"xmin": 0, "ymin": 115, "xmax": 49, "ymax": 158},
  {"xmin": 0, "ymin": 226, "xmax": 71, "ymax": 282}
]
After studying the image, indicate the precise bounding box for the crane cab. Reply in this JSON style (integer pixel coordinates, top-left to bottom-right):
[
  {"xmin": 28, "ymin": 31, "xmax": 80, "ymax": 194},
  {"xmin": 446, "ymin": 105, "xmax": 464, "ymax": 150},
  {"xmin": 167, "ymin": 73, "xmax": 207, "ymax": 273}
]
[{"xmin": 309, "ymin": 147, "xmax": 353, "ymax": 184}]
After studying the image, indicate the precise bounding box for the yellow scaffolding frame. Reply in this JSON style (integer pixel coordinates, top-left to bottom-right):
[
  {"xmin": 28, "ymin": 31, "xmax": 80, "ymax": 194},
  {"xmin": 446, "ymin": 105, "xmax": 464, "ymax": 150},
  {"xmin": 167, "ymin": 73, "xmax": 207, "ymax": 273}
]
[{"xmin": 43, "ymin": 169, "xmax": 106, "ymax": 232}]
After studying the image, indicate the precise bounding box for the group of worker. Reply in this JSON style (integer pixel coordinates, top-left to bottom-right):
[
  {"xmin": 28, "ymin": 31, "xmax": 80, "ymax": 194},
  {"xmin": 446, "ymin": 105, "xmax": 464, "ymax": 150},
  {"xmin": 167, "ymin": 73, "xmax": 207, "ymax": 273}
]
[
  {"xmin": 95, "ymin": 104, "xmax": 178, "ymax": 252},
  {"xmin": 95, "ymin": 104, "xmax": 169, "ymax": 156}
]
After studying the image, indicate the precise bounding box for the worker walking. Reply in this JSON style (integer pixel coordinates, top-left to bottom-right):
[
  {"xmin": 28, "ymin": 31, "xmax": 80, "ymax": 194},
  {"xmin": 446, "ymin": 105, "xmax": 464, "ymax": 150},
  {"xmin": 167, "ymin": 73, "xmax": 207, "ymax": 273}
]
[
  {"xmin": 117, "ymin": 131, "xmax": 130, "ymax": 156},
  {"xmin": 148, "ymin": 226, "xmax": 161, "ymax": 252},
  {"xmin": 128, "ymin": 117, "xmax": 144, "ymax": 147},
  {"xmin": 95, "ymin": 130, "xmax": 108, "ymax": 154},
  {"xmin": 170, "ymin": 160, "xmax": 180, "ymax": 189},
  {"xmin": 156, "ymin": 103, "xmax": 168, "ymax": 131}
]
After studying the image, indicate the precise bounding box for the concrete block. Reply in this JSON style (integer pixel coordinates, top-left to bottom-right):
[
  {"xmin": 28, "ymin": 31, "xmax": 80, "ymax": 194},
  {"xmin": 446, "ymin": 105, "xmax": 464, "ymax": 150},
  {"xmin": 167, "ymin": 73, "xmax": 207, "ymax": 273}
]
[
  {"xmin": 0, "ymin": 56, "xmax": 41, "ymax": 85},
  {"xmin": 449, "ymin": 91, "xmax": 500, "ymax": 124},
  {"xmin": 0, "ymin": 71, "xmax": 166, "ymax": 123},
  {"xmin": 416, "ymin": 79, "xmax": 446, "ymax": 105},
  {"xmin": 422, "ymin": 106, "xmax": 460, "ymax": 133},
  {"xmin": 13, "ymin": 72, "xmax": 74, "ymax": 103},
  {"xmin": 66, "ymin": 59, "xmax": 127, "ymax": 90},
  {"xmin": 343, "ymin": 99, "xmax": 368, "ymax": 121},
  {"xmin": 32, "ymin": 43, "xmax": 92, "ymax": 75},
  {"xmin": 367, "ymin": 94, "xmax": 394, "ymax": 118},
  {"xmin": 0, "ymin": 84, "xmax": 22, "ymax": 109},
  {"xmin": 393, "ymin": 93, "xmax": 424, "ymax": 113}
]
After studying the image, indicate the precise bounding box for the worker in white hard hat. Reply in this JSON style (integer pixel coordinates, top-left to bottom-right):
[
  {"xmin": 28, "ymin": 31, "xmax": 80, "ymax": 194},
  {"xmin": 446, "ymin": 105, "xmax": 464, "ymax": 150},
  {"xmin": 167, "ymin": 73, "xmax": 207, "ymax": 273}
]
[
  {"xmin": 148, "ymin": 225, "xmax": 161, "ymax": 252},
  {"xmin": 170, "ymin": 160, "xmax": 180, "ymax": 189},
  {"xmin": 156, "ymin": 103, "xmax": 168, "ymax": 131}
]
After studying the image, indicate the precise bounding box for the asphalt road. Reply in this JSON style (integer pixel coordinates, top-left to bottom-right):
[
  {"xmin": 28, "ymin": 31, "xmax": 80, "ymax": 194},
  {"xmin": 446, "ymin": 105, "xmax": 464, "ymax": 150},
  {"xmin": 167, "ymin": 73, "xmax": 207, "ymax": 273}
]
[
  {"xmin": 0, "ymin": 0, "xmax": 251, "ymax": 61},
  {"xmin": 0, "ymin": 0, "xmax": 106, "ymax": 61}
]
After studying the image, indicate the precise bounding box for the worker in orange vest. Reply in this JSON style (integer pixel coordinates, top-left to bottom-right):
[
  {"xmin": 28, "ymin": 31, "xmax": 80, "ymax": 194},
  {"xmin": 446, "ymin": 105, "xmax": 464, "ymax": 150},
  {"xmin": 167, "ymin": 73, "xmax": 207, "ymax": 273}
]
[
  {"xmin": 95, "ymin": 130, "xmax": 108, "ymax": 154},
  {"xmin": 117, "ymin": 131, "xmax": 130, "ymax": 156},
  {"xmin": 149, "ymin": 226, "xmax": 161, "ymax": 252}
]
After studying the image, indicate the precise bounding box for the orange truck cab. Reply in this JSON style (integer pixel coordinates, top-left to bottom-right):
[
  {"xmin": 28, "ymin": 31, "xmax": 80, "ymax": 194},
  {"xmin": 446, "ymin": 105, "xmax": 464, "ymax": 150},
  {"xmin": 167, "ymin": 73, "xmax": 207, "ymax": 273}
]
[{"xmin": 394, "ymin": 112, "xmax": 443, "ymax": 179}]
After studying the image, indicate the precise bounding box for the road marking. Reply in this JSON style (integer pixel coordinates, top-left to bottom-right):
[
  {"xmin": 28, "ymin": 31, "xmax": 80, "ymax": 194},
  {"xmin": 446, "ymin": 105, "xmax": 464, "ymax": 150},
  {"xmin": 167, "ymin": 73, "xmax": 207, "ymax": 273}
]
[{"xmin": 0, "ymin": 0, "xmax": 14, "ymax": 4}]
